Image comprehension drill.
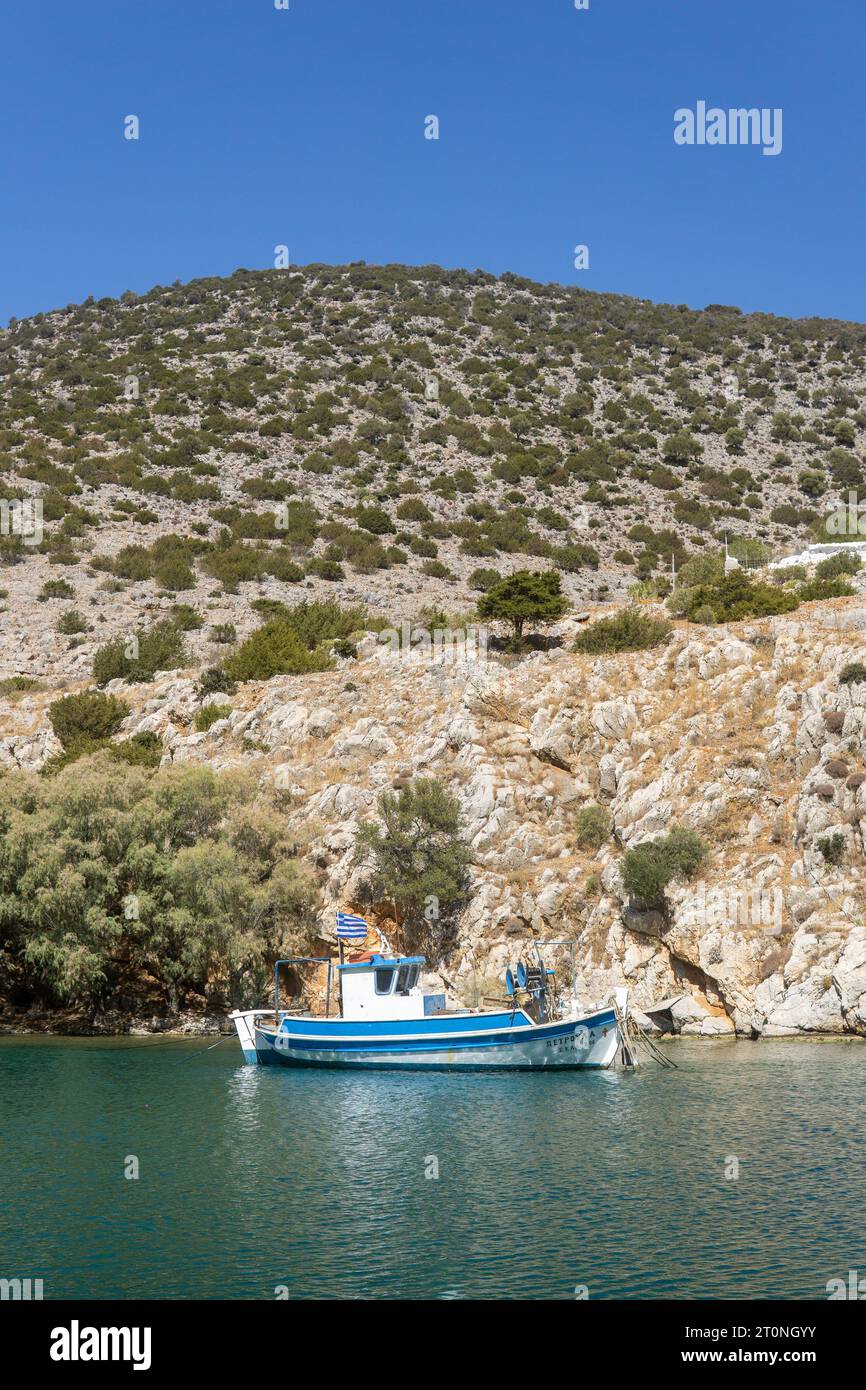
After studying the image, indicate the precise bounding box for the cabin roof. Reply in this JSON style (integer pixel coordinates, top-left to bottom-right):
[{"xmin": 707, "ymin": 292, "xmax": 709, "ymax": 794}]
[{"xmin": 338, "ymin": 954, "xmax": 425, "ymax": 973}]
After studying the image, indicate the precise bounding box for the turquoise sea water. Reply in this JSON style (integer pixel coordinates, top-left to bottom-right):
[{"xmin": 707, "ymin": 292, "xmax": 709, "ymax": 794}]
[{"xmin": 0, "ymin": 1035, "xmax": 863, "ymax": 1300}]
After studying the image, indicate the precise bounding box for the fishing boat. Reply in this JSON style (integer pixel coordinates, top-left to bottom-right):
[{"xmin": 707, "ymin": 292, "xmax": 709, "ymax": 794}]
[{"xmin": 230, "ymin": 937, "xmax": 636, "ymax": 1071}]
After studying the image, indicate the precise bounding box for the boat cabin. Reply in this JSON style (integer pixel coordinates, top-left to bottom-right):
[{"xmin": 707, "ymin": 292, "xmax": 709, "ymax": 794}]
[{"xmin": 339, "ymin": 954, "xmax": 445, "ymax": 1021}]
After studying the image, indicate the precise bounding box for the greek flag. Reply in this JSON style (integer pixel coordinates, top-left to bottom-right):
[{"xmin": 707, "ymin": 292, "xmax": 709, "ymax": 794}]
[{"xmin": 336, "ymin": 911, "xmax": 369, "ymax": 941}]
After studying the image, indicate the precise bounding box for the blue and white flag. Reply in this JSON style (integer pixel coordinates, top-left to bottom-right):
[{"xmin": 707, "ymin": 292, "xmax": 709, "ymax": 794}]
[{"xmin": 336, "ymin": 911, "xmax": 369, "ymax": 941}]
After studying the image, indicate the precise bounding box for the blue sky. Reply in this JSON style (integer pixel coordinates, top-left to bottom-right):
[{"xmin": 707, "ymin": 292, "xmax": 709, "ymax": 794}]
[{"xmin": 0, "ymin": 0, "xmax": 863, "ymax": 326}]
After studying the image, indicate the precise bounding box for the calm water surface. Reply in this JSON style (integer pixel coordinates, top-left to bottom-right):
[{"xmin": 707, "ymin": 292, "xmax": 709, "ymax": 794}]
[{"xmin": 1, "ymin": 1036, "xmax": 863, "ymax": 1299}]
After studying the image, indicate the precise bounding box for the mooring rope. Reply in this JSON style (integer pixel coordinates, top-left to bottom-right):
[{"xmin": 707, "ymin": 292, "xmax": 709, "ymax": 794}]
[{"xmin": 615, "ymin": 1004, "xmax": 678, "ymax": 1068}]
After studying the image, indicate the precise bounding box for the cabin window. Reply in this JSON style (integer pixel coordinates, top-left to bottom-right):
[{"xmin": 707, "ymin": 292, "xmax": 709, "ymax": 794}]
[
  {"xmin": 374, "ymin": 968, "xmax": 395, "ymax": 995},
  {"xmin": 394, "ymin": 964, "xmax": 420, "ymax": 993}
]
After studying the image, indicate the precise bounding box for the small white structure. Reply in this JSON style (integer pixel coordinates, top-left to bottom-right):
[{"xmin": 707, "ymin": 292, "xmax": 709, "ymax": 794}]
[
  {"xmin": 769, "ymin": 542, "xmax": 866, "ymax": 571},
  {"xmin": 723, "ymin": 537, "xmax": 740, "ymax": 574}
]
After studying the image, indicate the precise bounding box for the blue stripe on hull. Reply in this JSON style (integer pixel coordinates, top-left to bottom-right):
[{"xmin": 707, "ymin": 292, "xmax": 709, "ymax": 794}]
[
  {"xmin": 277, "ymin": 1009, "xmax": 535, "ymax": 1037},
  {"xmin": 275, "ymin": 1008, "xmax": 615, "ymax": 1044}
]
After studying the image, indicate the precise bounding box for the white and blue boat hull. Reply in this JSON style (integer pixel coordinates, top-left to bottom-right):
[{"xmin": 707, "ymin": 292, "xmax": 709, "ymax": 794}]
[{"xmin": 231, "ymin": 1006, "xmax": 623, "ymax": 1070}]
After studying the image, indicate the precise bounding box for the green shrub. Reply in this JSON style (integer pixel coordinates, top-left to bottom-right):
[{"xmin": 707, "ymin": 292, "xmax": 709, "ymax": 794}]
[
  {"xmin": 396, "ymin": 497, "xmax": 433, "ymax": 523},
  {"xmin": 169, "ymin": 604, "xmax": 203, "ymax": 631},
  {"xmin": 202, "ymin": 543, "xmax": 273, "ymax": 592},
  {"xmin": 356, "ymin": 505, "xmax": 395, "ymax": 535},
  {"xmin": 675, "ymin": 553, "xmax": 724, "ymax": 588},
  {"xmin": 56, "ymin": 610, "xmax": 89, "ymax": 635},
  {"xmin": 575, "ymin": 804, "xmax": 611, "ymax": 851},
  {"xmin": 211, "ymin": 622, "xmax": 236, "ymax": 644},
  {"xmin": 279, "ymin": 599, "xmax": 369, "ymax": 650},
  {"xmin": 194, "ymin": 702, "xmax": 233, "ymax": 732},
  {"xmin": 153, "ymin": 555, "xmax": 196, "ymax": 591},
  {"xmin": 839, "ymin": 661, "xmax": 866, "ymax": 686},
  {"xmin": 49, "ymin": 690, "xmax": 129, "ymax": 749},
  {"xmin": 196, "ymin": 666, "xmax": 237, "ymax": 697},
  {"xmin": 815, "ymin": 551, "xmax": 862, "ymax": 579},
  {"xmin": 468, "ymin": 567, "xmax": 501, "ymax": 592},
  {"xmin": 0, "ymin": 676, "xmax": 44, "ymax": 698},
  {"xmin": 797, "ymin": 577, "xmax": 856, "ymax": 602},
  {"xmin": 573, "ymin": 607, "xmax": 671, "ymax": 654},
  {"xmin": 224, "ymin": 620, "xmax": 333, "ymax": 682},
  {"xmin": 816, "ymin": 832, "xmax": 845, "ymax": 866},
  {"xmin": 308, "ymin": 557, "xmax": 344, "ymax": 581},
  {"xmin": 772, "ymin": 565, "xmax": 806, "ymax": 584},
  {"xmin": 107, "ymin": 731, "xmax": 162, "ymax": 768},
  {"xmin": 92, "ymin": 620, "xmax": 189, "ymax": 685},
  {"xmin": 422, "ymin": 559, "xmax": 450, "ymax": 579},
  {"xmin": 38, "ymin": 579, "xmax": 75, "ymax": 601},
  {"xmin": 680, "ymin": 572, "xmax": 799, "ymax": 623},
  {"xmin": 621, "ymin": 827, "xmax": 709, "ymax": 908}
]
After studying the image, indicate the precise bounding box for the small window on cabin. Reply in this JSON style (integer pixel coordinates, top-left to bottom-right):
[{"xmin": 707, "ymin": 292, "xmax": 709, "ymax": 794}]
[
  {"xmin": 374, "ymin": 968, "xmax": 395, "ymax": 995},
  {"xmin": 394, "ymin": 964, "xmax": 420, "ymax": 994}
]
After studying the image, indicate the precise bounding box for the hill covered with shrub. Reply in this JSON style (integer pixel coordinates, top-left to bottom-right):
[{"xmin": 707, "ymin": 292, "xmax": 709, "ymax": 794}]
[{"xmin": 2, "ymin": 262, "xmax": 866, "ymax": 681}]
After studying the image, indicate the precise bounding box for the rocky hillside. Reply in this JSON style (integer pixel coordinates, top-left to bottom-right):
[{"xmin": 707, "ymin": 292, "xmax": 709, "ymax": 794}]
[
  {"xmin": 3, "ymin": 265, "xmax": 866, "ymax": 1038},
  {"xmin": 4, "ymin": 598, "xmax": 866, "ymax": 1038},
  {"xmin": 3, "ymin": 264, "xmax": 866, "ymax": 682}
]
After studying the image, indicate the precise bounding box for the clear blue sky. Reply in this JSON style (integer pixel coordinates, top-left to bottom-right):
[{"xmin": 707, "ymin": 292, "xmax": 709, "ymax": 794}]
[{"xmin": 1, "ymin": 0, "xmax": 863, "ymax": 326}]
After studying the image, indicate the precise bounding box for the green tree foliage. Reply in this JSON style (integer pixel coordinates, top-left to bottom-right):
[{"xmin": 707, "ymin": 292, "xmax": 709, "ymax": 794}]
[
  {"xmin": 352, "ymin": 778, "xmax": 472, "ymax": 957},
  {"xmin": 0, "ymin": 759, "xmax": 318, "ymax": 1013},
  {"xmin": 476, "ymin": 569, "xmax": 568, "ymax": 645},
  {"xmin": 621, "ymin": 827, "xmax": 709, "ymax": 909}
]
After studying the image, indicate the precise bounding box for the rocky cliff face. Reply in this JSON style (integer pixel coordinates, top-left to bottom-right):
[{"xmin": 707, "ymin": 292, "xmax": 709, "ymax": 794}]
[{"xmin": 6, "ymin": 599, "xmax": 866, "ymax": 1038}]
